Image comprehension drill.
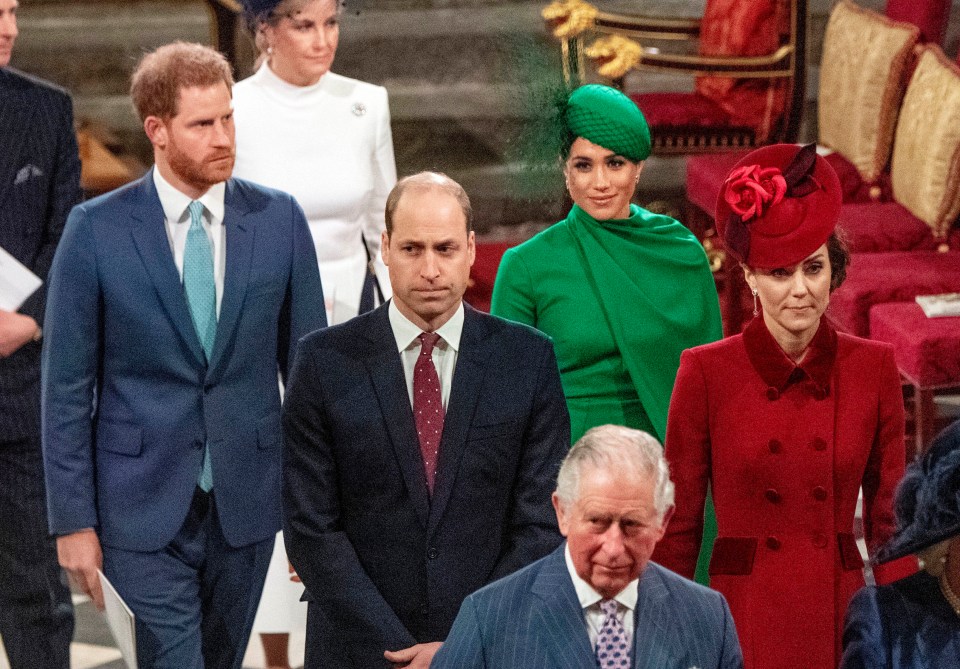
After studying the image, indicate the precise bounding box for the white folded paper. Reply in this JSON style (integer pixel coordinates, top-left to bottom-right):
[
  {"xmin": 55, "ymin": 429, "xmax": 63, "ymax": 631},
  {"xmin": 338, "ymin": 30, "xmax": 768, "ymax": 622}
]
[
  {"xmin": 98, "ymin": 570, "xmax": 138, "ymax": 669},
  {"xmin": 0, "ymin": 245, "xmax": 42, "ymax": 311},
  {"xmin": 916, "ymin": 293, "xmax": 960, "ymax": 318}
]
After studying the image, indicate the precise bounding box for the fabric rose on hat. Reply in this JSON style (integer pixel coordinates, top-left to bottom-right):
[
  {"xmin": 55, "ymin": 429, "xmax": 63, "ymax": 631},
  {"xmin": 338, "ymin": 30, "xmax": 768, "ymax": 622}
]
[{"xmin": 723, "ymin": 165, "xmax": 787, "ymax": 221}]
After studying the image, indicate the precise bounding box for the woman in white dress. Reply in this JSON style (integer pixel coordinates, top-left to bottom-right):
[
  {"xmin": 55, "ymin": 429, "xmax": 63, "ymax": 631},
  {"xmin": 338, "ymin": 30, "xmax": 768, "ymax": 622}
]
[
  {"xmin": 235, "ymin": 0, "xmax": 396, "ymax": 326},
  {"xmin": 233, "ymin": 1, "xmax": 397, "ymax": 666}
]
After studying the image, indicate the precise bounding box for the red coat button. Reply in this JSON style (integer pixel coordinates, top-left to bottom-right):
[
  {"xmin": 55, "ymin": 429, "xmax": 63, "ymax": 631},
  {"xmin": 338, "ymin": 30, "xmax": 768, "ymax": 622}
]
[
  {"xmin": 813, "ymin": 387, "xmax": 828, "ymax": 400},
  {"xmin": 812, "ymin": 486, "xmax": 828, "ymax": 501},
  {"xmin": 766, "ymin": 387, "xmax": 779, "ymax": 401},
  {"xmin": 813, "ymin": 533, "xmax": 828, "ymax": 548},
  {"xmin": 811, "ymin": 437, "xmax": 827, "ymax": 451},
  {"xmin": 766, "ymin": 536, "xmax": 781, "ymax": 550},
  {"xmin": 768, "ymin": 439, "xmax": 782, "ymax": 454},
  {"xmin": 764, "ymin": 488, "xmax": 781, "ymax": 503}
]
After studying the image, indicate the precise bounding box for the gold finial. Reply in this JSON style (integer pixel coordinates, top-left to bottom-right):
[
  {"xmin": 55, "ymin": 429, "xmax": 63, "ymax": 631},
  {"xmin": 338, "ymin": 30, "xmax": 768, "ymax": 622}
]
[
  {"xmin": 585, "ymin": 34, "xmax": 643, "ymax": 79},
  {"xmin": 542, "ymin": 0, "xmax": 599, "ymax": 39}
]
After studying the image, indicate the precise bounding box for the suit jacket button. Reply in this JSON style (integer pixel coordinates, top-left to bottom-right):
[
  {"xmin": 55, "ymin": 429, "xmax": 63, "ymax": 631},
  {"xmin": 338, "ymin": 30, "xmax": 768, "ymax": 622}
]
[
  {"xmin": 812, "ymin": 486, "xmax": 828, "ymax": 501},
  {"xmin": 768, "ymin": 439, "xmax": 782, "ymax": 454},
  {"xmin": 427, "ymin": 548, "xmax": 438, "ymax": 560},
  {"xmin": 420, "ymin": 606, "xmax": 429, "ymax": 616},
  {"xmin": 193, "ymin": 439, "xmax": 204, "ymax": 450},
  {"xmin": 813, "ymin": 533, "xmax": 828, "ymax": 548},
  {"xmin": 765, "ymin": 536, "xmax": 781, "ymax": 550},
  {"xmin": 764, "ymin": 488, "xmax": 781, "ymax": 503},
  {"xmin": 766, "ymin": 387, "xmax": 779, "ymax": 401},
  {"xmin": 811, "ymin": 437, "xmax": 827, "ymax": 451}
]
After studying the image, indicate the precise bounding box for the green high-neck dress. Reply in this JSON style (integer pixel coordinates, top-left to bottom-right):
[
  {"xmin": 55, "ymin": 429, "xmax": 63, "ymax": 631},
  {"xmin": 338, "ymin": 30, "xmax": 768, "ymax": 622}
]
[{"xmin": 491, "ymin": 203, "xmax": 722, "ymax": 582}]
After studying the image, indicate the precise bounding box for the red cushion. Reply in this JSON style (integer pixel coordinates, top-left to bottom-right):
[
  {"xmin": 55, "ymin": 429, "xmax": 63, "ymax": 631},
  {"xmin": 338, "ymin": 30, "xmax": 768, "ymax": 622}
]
[
  {"xmin": 631, "ymin": 93, "xmax": 734, "ymax": 131},
  {"xmin": 685, "ymin": 151, "xmax": 750, "ymax": 216},
  {"xmin": 822, "ymin": 152, "xmax": 893, "ymax": 204},
  {"xmin": 885, "ymin": 0, "xmax": 951, "ymax": 45},
  {"xmin": 828, "ymin": 251, "xmax": 960, "ymax": 336},
  {"xmin": 839, "ymin": 202, "xmax": 944, "ymax": 252},
  {"xmin": 463, "ymin": 241, "xmax": 514, "ymax": 313},
  {"xmin": 870, "ymin": 301, "xmax": 960, "ymax": 387}
]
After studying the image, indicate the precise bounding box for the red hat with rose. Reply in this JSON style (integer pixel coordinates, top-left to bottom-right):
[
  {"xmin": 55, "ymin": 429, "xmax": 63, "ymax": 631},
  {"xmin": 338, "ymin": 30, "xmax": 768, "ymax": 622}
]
[{"xmin": 715, "ymin": 143, "xmax": 842, "ymax": 269}]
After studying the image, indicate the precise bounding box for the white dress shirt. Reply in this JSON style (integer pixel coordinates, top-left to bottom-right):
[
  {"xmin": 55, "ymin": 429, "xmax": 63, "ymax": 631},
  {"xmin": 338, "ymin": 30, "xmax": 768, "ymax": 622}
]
[
  {"xmin": 153, "ymin": 168, "xmax": 226, "ymax": 316},
  {"xmin": 565, "ymin": 543, "xmax": 638, "ymax": 649},
  {"xmin": 388, "ymin": 300, "xmax": 464, "ymax": 410}
]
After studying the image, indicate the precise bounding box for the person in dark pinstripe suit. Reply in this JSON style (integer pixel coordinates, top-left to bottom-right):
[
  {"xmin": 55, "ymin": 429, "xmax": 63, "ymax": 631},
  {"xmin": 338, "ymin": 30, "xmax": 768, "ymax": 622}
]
[
  {"xmin": 0, "ymin": 1, "xmax": 82, "ymax": 666},
  {"xmin": 432, "ymin": 425, "xmax": 744, "ymax": 669}
]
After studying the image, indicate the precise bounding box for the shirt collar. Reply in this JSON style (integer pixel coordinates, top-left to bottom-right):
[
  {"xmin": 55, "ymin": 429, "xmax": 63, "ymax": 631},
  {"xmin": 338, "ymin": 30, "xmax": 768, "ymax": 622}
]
[
  {"xmin": 743, "ymin": 315, "xmax": 837, "ymax": 394},
  {"xmin": 388, "ymin": 300, "xmax": 464, "ymax": 353},
  {"xmin": 564, "ymin": 543, "xmax": 638, "ymax": 613},
  {"xmin": 152, "ymin": 166, "xmax": 226, "ymax": 225}
]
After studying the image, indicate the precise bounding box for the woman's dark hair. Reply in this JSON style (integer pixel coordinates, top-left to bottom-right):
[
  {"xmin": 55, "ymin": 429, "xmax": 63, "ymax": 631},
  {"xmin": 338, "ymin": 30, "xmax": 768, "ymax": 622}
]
[{"xmin": 827, "ymin": 230, "xmax": 850, "ymax": 291}]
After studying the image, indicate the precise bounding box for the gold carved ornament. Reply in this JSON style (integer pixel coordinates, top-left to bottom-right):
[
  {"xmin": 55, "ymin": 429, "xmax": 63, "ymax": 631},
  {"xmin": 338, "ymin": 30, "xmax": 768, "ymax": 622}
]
[
  {"xmin": 542, "ymin": 0, "xmax": 599, "ymax": 39},
  {"xmin": 584, "ymin": 34, "xmax": 642, "ymax": 80}
]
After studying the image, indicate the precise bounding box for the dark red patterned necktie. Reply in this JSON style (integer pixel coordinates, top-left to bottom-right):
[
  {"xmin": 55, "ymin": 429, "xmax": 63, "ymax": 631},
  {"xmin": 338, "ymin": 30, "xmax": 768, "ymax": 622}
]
[{"xmin": 414, "ymin": 332, "xmax": 445, "ymax": 492}]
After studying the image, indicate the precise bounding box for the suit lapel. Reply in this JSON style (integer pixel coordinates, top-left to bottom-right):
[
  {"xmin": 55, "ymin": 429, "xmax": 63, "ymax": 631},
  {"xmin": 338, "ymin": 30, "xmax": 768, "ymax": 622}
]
[
  {"xmin": 365, "ymin": 306, "xmax": 430, "ymax": 529},
  {"xmin": 0, "ymin": 71, "xmax": 36, "ymax": 211},
  {"xmin": 129, "ymin": 173, "xmax": 206, "ymax": 366},
  {"xmin": 207, "ymin": 180, "xmax": 254, "ymax": 377},
  {"xmin": 532, "ymin": 546, "xmax": 596, "ymax": 666},
  {"xmin": 427, "ymin": 306, "xmax": 488, "ymax": 537},
  {"xmin": 632, "ymin": 565, "xmax": 683, "ymax": 669}
]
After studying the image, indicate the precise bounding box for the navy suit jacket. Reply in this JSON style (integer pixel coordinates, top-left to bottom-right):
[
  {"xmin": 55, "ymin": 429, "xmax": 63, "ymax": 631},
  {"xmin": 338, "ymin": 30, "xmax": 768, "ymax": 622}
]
[
  {"xmin": 432, "ymin": 544, "xmax": 744, "ymax": 669},
  {"xmin": 42, "ymin": 172, "xmax": 325, "ymax": 551},
  {"xmin": 282, "ymin": 302, "xmax": 570, "ymax": 668},
  {"xmin": 0, "ymin": 67, "xmax": 81, "ymax": 440},
  {"xmin": 841, "ymin": 571, "xmax": 960, "ymax": 669}
]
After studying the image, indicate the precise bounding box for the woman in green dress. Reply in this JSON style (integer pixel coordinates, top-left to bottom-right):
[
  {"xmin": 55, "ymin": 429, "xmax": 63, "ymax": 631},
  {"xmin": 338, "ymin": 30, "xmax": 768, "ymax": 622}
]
[{"xmin": 490, "ymin": 84, "xmax": 722, "ymax": 580}]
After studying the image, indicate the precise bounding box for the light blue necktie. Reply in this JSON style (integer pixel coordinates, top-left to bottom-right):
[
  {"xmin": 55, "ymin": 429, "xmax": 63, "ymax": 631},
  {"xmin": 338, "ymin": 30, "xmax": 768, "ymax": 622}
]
[{"xmin": 184, "ymin": 200, "xmax": 216, "ymax": 492}]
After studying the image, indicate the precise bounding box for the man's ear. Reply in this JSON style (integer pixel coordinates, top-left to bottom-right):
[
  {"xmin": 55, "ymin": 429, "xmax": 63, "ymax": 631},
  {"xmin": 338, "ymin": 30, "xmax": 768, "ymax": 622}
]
[
  {"xmin": 143, "ymin": 115, "xmax": 167, "ymax": 149},
  {"xmin": 552, "ymin": 492, "xmax": 569, "ymax": 538}
]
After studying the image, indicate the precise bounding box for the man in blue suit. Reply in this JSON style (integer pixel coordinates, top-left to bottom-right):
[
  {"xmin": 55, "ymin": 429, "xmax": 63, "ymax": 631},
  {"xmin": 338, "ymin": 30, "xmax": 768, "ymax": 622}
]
[
  {"xmin": 0, "ymin": 1, "xmax": 80, "ymax": 666},
  {"xmin": 282, "ymin": 172, "xmax": 570, "ymax": 669},
  {"xmin": 42, "ymin": 42, "xmax": 325, "ymax": 669},
  {"xmin": 433, "ymin": 424, "xmax": 744, "ymax": 669}
]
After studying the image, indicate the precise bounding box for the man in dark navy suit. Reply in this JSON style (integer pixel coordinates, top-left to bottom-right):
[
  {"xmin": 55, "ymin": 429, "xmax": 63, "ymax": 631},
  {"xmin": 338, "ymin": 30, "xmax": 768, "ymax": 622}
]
[
  {"xmin": 433, "ymin": 425, "xmax": 744, "ymax": 669},
  {"xmin": 0, "ymin": 1, "xmax": 80, "ymax": 666},
  {"xmin": 42, "ymin": 42, "xmax": 325, "ymax": 669},
  {"xmin": 282, "ymin": 172, "xmax": 570, "ymax": 669}
]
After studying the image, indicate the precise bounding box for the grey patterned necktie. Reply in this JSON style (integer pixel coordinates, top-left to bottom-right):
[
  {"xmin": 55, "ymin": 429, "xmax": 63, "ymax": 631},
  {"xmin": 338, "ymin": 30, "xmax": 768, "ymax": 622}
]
[{"xmin": 596, "ymin": 599, "xmax": 631, "ymax": 668}]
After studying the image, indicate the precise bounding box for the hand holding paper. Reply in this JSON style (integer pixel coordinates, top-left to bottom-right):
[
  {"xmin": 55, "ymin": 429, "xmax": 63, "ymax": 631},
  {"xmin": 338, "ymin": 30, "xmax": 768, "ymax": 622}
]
[{"xmin": 0, "ymin": 243, "xmax": 42, "ymax": 312}]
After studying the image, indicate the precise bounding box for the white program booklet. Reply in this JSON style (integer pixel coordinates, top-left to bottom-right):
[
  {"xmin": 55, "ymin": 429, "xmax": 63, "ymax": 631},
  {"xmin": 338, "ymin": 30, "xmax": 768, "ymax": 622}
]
[
  {"xmin": 0, "ymin": 245, "xmax": 42, "ymax": 311},
  {"xmin": 98, "ymin": 570, "xmax": 138, "ymax": 669}
]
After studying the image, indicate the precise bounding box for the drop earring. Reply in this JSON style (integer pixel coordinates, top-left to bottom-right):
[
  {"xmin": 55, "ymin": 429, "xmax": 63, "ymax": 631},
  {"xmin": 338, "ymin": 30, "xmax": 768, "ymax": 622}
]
[{"xmin": 752, "ymin": 289, "xmax": 759, "ymax": 317}]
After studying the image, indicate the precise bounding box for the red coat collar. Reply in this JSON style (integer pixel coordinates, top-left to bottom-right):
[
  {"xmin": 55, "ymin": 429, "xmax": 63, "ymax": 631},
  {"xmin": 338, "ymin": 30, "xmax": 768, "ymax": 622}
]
[{"xmin": 743, "ymin": 316, "xmax": 837, "ymax": 395}]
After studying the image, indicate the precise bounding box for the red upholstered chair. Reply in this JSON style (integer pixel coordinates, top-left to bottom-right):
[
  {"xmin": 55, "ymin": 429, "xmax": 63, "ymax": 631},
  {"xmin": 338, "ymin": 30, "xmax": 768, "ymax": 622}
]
[
  {"xmin": 547, "ymin": 0, "xmax": 806, "ymax": 154},
  {"xmin": 827, "ymin": 251, "xmax": 960, "ymax": 338},
  {"xmin": 885, "ymin": 0, "xmax": 951, "ymax": 45},
  {"xmin": 463, "ymin": 242, "xmax": 515, "ymax": 313},
  {"xmin": 870, "ymin": 302, "xmax": 960, "ymax": 455}
]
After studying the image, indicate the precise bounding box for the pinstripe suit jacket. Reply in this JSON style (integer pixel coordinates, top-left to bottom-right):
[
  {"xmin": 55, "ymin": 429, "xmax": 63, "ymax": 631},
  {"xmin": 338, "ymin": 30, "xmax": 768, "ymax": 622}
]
[
  {"xmin": 0, "ymin": 67, "xmax": 81, "ymax": 441},
  {"xmin": 432, "ymin": 544, "xmax": 744, "ymax": 669}
]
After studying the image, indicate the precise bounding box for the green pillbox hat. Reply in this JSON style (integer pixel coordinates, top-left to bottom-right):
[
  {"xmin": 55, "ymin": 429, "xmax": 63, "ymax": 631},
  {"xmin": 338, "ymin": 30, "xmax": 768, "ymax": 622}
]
[{"xmin": 566, "ymin": 84, "xmax": 651, "ymax": 162}]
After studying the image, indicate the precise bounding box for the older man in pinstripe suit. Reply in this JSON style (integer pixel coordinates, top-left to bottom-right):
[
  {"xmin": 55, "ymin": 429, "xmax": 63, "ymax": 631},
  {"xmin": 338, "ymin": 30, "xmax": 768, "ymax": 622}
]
[
  {"xmin": 432, "ymin": 425, "xmax": 744, "ymax": 669},
  {"xmin": 0, "ymin": 0, "xmax": 81, "ymax": 666}
]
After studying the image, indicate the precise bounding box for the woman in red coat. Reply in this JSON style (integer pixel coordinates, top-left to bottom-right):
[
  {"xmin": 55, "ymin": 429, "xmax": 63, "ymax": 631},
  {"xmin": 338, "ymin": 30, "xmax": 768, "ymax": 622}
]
[{"xmin": 653, "ymin": 144, "xmax": 914, "ymax": 669}]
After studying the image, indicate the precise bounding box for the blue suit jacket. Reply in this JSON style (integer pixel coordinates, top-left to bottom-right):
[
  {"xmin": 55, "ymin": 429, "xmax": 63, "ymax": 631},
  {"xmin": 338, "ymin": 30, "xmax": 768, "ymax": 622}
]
[
  {"xmin": 282, "ymin": 302, "xmax": 570, "ymax": 668},
  {"xmin": 0, "ymin": 67, "xmax": 81, "ymax": 440},
  {"xmin": 841, "ymin": 571, "xmax": 960, "ymax": 669},
  {"xmin": 42, "ymin": 172, "xmax": 325, "ymax": 551},
  {"xmin": 432, "ymin": 544, "xmax": 744, "ymax": 669}
]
